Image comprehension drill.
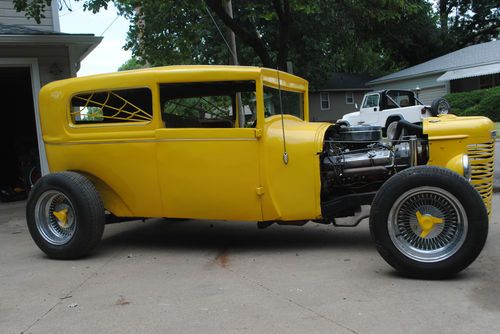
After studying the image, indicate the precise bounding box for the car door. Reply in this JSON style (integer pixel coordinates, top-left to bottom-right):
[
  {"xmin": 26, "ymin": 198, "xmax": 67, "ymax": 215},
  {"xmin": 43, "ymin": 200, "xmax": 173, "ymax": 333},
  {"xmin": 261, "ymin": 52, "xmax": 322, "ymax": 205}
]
[
  {"xmin": 358, "ymin": 93, "xmax": 380, "ymax": 125},
  {"xmin": 155, "ymin": 81, "xmax": 262, "ymax": 221}
]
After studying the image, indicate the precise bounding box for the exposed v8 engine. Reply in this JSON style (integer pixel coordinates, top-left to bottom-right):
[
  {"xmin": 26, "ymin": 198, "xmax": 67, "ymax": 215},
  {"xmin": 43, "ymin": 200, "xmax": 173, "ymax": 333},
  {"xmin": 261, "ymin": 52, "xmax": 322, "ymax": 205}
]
[{"xmin": 320, "ymin": 123, "xmax": 428, "ymax": 213}]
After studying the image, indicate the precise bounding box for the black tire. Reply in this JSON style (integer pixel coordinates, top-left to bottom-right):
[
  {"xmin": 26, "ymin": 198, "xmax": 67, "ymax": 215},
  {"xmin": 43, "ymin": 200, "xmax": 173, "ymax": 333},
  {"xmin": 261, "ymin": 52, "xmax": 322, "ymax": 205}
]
[
  {"xmin": 370, "ymin": 166, "xmax": 488, "ymax": 279},
  {"xmin": 430, "ymin": 98, "xmax": 450, "ymax": 116},
  {"xmin": 26, "ymin": 171, "xmax": 105, "ymax": 259},
  {"xmin": 23, "ymin": 160, "xmax": 41, "ymax": 192}
]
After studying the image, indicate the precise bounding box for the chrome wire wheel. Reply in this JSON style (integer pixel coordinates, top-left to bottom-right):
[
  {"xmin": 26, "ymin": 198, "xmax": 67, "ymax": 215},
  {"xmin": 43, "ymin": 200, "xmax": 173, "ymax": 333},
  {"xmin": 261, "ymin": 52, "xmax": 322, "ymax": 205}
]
[
  {"xmin": 388, "ymin": 186, "xmax": 467, "ymax": 263},
  {"xmin": 34, "ymin": 190, "xmax": 76, "ymax": 245}
]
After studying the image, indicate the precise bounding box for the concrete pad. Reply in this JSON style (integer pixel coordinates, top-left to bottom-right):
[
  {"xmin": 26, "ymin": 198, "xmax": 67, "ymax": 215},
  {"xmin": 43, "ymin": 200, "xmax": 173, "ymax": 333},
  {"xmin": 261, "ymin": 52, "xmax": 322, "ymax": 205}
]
[{"xmin": 1, "ymin": 196, "xmax": 500, "ymax": 334}]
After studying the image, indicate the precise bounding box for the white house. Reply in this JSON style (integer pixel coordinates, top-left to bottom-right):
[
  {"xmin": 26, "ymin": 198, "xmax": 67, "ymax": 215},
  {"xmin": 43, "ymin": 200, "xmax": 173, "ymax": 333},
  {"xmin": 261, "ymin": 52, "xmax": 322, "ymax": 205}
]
[{"xmin": 369, "ymin": 40, "xmax": 500, "ymax": 104}]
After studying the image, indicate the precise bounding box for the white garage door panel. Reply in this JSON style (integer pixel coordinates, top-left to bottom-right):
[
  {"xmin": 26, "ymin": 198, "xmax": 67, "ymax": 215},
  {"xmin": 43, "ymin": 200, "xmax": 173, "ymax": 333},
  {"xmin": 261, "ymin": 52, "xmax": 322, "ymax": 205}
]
[{"xmin": 418, "ymin": 86, "xmax": 446, "ymax": 105}]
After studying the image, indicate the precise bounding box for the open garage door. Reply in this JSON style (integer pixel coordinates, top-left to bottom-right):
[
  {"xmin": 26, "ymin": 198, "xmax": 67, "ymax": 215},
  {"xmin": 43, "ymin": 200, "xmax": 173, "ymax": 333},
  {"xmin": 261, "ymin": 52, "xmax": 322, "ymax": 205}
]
[
  {"xmin": 0, "ymin": 67, "xmax": 41, "ymax": 202},
  {"xmin": 418, "ymin": 85, "xmax": 447, "ymax": 105}
]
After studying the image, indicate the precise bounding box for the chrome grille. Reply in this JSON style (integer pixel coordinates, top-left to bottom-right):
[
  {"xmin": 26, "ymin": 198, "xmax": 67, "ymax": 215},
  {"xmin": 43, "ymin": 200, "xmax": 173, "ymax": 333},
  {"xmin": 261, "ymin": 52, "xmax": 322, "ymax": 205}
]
[{"xmin": 468, "ymin": 141, "xmax": 495, "ymax": 214}]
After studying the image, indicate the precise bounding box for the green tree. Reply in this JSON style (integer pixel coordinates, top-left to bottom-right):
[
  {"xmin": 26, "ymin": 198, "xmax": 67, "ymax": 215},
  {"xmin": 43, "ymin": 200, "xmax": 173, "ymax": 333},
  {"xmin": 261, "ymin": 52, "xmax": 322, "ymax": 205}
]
[
  {"xmin": 15, "ymin": 1, "xmax": 497, "ymax": 87},
  {"xmin": 118, "ymin": 57, "xmax": 148, "ymax": 71},
  {"xmin": 438, "ymin": 0, "xmax": 500, "ymax": 48}
]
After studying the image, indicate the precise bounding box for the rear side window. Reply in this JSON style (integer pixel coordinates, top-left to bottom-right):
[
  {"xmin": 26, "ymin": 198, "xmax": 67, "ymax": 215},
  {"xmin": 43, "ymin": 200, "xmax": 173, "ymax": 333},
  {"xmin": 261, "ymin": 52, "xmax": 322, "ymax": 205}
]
[
  {"xmin": 70, "ymin": 88, "xmax": 153, "ymax": 124},
  {"xmin": 386, "ymin": 90, "xmax": 416, "ymax": 108}
]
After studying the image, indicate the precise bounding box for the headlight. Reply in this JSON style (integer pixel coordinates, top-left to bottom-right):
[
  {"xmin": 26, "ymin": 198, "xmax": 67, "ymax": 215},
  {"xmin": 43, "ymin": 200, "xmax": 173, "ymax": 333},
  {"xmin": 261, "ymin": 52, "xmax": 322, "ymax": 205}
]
[{"xmin": 462, "ymin": 154, "xmax": 471, "ymax": 181}]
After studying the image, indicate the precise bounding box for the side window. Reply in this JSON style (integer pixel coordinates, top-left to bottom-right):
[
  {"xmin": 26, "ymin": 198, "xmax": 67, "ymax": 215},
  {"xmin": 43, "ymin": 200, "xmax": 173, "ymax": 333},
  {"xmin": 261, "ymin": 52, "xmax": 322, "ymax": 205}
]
[
  {"xmin": 320, "ymin": 92, "xmax": 330, "ymax": 110},
  {"xmin": 362, "ymin": 94, "xmax": 379, "ymax": 109},
  {"xmin": 387, "ymin": 91, "xmax": 415, "ymax": 108},
  {"xmin": 70, "ymin": 88, "xmax": 152, "ymax": 124},
  {"xmin": 263, "ymin": 86, "xmax": 304, "ymax": 120},
  {"xmin": 160, "ymin": 81, "xmax": 256, "ymax": 128},
  {"xmin": 345, "ymin": 92, "xmax": 354, "ymax": 104}
]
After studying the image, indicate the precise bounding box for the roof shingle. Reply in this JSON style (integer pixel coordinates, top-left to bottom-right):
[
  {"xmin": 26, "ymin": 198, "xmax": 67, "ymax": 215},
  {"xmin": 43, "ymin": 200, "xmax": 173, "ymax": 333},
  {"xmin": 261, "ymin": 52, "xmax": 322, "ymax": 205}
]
[
  {"xmin": 370, "ymin": 40, "xmax": 500, "ymax": 84},
  {"xmin": 0, "ymin": 23, "xmax": 65, "ymax": 35}
]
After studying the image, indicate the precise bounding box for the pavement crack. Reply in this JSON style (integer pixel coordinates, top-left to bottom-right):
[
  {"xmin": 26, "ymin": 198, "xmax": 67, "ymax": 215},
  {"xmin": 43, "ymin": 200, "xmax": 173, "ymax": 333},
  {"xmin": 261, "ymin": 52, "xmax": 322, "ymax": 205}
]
[
  {"xmin": 211, "ymin": 258, "xmax": 358, "ymax": 334},
  {"xmin": 20, "ymin": 254, "xmax": 118, "ymax": 334},
  {"xmin": 252, "ymin": 279, "xmax": 359, "ymax": 334}
]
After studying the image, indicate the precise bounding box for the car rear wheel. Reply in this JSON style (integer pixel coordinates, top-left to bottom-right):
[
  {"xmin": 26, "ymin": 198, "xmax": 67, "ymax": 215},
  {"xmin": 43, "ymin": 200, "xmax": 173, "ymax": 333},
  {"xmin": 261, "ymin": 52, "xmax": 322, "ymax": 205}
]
[
  {"xmin": 369, "ymin": 166, "xmax": 488, "ymax": 279},
  {"xmin": 26, "ymin": 171, "xmax": 105, "ymax": 259}
]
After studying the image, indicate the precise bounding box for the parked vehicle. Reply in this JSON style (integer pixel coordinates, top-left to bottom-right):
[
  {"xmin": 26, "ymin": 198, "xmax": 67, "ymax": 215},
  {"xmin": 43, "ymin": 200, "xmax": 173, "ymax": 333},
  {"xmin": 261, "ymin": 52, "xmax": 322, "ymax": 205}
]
[
  {"xmin": 29, "ymin": 66, "xmax": 495, "ymax": 279},
  {"xmin": 342, "ymin": 90, "xmax": 451, "ymax": 139}
]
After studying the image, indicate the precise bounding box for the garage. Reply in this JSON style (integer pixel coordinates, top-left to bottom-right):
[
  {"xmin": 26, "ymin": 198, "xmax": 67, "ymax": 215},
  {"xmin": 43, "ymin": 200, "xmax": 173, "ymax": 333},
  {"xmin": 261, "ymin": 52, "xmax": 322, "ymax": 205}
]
[
  {"xmin": 417, "ymin": 85, "xmax": 447, "ymax": 105},
  {"xmin": 0, "ymin": 23, "xmax": 102, "ymax": 202},
  {"xmin": 0, "ymin": 67, "xmax": 39, "ymax": 201}
]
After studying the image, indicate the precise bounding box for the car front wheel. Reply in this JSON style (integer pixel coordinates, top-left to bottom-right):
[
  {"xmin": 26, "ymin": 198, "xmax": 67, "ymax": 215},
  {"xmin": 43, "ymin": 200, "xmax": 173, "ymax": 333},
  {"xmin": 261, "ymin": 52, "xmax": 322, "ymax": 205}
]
[{"xmin": 369, "ymin": 166, "xmax": 488, "ymax": 279}]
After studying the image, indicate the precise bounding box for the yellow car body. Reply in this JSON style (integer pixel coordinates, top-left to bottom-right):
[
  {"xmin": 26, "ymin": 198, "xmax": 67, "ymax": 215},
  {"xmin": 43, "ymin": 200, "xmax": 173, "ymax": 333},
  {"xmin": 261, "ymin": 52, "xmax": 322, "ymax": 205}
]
[{"xmin": 38, "ymin": 65, "xmax": 495, "ymax": 222}]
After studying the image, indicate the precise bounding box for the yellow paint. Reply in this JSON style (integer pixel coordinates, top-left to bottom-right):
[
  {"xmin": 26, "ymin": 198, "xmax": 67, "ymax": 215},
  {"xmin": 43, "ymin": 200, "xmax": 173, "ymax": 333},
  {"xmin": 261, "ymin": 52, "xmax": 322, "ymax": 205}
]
[
  {"xmin": 39, "ymin": 65, "xmax": 324, "ymax": 220},
  {"xmin": 53, "ymin": 208, "xmax": 68, "ymax": 227},
  {"xmin": 38, "ymin": 66, "xmax": 494, "ymax": 221},
  {"xmin": 416, "ymin": 211, "xmax": 443, "ymax": 238},
  {"xmin": 424, "ymin": 114, "xmax": 495, "ymax": 213}
]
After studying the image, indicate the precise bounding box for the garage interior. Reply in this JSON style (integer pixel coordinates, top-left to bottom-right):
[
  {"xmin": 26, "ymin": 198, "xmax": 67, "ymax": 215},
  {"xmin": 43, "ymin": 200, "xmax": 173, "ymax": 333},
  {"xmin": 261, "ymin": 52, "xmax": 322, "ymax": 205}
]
[{"xmin": 0, "ymin": 67, "xmax": 40, "ymax": 202}]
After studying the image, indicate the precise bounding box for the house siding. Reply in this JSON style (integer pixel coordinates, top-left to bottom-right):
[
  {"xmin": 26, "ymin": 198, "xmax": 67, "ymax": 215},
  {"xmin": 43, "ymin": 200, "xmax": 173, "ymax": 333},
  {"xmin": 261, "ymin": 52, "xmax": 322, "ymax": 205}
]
[
  {"xmin": 0, "ymin": 0, "xmax": 54, "ymax": 31},
  {"xmin": 0, "ymin": 46, "xmax": 71, "ymax": 86},
  {"xmin": 309, "ymin": 91, "xmax": 369, "ymax": 122},
  {"xmin": 369, "ymin": 73, "xmax": 448, "ymax": 104},
  {"xmin": 370, "ymin": 73, "xmax": 444, "ymax": 91}
]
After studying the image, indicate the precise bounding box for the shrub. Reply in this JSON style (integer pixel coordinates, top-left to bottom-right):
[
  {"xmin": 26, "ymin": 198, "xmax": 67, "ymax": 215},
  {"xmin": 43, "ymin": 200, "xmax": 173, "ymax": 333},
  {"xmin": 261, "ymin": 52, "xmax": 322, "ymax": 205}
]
[
  {"xmin": 475, "ymin": 94, "xmax": 500, "ymax": 122},
  {"xmin": 444, "ymin": 86, "xmax": 500, "ymax": 121}
]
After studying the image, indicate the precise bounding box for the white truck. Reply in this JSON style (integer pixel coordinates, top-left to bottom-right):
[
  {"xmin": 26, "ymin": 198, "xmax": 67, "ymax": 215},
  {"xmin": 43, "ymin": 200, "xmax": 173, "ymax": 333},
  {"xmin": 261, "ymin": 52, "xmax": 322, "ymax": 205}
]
[{"xmin": 342, "ymin": 90, "xmax": 450, "ymax": 139}]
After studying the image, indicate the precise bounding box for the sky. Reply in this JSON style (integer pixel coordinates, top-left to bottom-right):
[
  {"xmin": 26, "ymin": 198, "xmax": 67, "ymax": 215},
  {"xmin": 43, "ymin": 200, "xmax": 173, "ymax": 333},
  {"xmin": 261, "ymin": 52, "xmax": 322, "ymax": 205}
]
[{"xmin": 59, "ymin": 2, "xmax": 131, "ymax": 76}]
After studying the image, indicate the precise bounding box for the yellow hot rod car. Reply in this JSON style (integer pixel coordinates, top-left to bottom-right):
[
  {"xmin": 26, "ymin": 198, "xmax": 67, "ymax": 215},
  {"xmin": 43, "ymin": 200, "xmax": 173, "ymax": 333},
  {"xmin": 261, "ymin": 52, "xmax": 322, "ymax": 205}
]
[{"xmin": 28, "ymin": 66, "xmax": 495, "ymax": 279}]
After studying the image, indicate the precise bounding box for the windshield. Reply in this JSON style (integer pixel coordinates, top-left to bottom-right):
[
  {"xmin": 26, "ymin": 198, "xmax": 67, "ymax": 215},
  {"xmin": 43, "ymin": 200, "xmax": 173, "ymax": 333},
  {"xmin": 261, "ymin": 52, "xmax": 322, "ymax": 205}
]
[{"xmin": 263, "ymin": 86, "xmax": 304, "ymax": 120}]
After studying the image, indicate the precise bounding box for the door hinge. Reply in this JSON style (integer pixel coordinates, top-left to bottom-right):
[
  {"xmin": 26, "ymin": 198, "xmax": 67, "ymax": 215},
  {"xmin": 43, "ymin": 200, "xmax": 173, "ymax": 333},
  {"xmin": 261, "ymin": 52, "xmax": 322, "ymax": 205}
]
[
  {"xmin": 255, "ymin": 129, "xmax": 262, "ymax": 138},
  {"xmin": 256, "ymin": 186, "xmax": 265, "ymax": 196}
]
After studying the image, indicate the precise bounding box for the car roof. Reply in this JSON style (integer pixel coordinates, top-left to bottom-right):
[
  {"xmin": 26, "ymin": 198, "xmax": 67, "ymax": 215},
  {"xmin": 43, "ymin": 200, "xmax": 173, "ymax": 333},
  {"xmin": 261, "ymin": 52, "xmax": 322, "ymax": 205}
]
[
  {"xmin": 40, "ymin": 65, "xmax": 308, "ymax": 95},
  {"xmin": 367, "ymin": 89, "xmax": 414, "ymax": 95}
]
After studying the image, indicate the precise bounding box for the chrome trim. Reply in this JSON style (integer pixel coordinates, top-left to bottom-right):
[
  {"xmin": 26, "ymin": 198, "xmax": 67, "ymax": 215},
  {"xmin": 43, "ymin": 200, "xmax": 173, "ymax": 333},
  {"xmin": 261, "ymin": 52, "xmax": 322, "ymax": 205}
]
[
  {"xmin": 409, "ymin": 137, "xmax": 418, "ymax": 166},
  {"xmin": 462, "ymin": 154, "xmax": 471, "ymax": 181}
]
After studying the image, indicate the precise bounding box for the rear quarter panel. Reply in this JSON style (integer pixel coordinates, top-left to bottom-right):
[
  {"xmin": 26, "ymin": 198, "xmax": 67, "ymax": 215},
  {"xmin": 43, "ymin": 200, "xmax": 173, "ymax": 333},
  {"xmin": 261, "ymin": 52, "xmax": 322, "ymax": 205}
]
[{"xmin": 39, "ymin": 81, "xmax": 164, "ymax": 218}]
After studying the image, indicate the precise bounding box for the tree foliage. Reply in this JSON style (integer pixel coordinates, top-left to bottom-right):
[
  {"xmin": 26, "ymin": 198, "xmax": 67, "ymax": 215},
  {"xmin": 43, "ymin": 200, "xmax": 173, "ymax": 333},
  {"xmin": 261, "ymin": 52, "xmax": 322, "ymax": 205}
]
[
  {"xmin": 114, "ymin": 0, "xmax": 442, "ymax": 87},
  {"xmin": 438, "ymin": 0, "xmax": 500, "ymax": 48},
  {"xmin": 12, "ymin": 0, "xmax": 500, "ymax": 88},
  {"xmin": 117, "ymin": 57, "xmax": 148, "ymax": 71}
]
